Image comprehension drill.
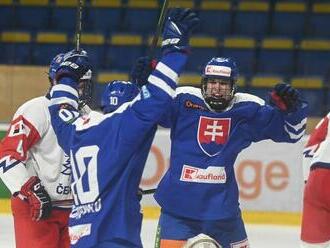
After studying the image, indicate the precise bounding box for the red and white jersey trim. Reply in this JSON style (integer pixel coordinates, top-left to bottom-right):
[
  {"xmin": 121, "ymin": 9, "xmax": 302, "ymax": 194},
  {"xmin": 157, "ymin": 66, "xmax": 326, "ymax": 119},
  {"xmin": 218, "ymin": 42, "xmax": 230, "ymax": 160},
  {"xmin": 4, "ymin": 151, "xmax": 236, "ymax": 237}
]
[
  {"xmin": 0, "ymin": 96, "xmax": 72, "ymax": 207},
  {"xmin": 1, "ymin": 115, "xmax": 41, "ymax": 162},
  {"xmin": 303, "ymin": 112, "xmax": 330, "ymax": 180}
]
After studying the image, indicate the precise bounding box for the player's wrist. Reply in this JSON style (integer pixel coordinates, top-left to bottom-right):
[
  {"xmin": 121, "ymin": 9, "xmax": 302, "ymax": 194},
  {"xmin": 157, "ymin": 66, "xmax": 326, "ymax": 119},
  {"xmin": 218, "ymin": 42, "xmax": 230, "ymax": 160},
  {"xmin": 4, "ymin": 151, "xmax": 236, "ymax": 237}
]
[{"xmin": 160, "ymin": 52, "xmax": 188, "ymax": 75}]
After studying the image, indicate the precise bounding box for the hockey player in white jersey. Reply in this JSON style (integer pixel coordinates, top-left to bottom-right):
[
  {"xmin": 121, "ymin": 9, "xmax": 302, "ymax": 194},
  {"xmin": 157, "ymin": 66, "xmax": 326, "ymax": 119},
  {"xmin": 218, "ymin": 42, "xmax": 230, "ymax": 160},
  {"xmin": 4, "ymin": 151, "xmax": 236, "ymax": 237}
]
[
  {"xmin": 301, "ymin": 112, "xmax": 330, "ymax": 248},
  {"xmin": 0, "ymin": 51, "xmax": 92, "ymax": 248},
  {"xmin": 48, "ymin": 8, "xmax": 199, "ymax": 248}
]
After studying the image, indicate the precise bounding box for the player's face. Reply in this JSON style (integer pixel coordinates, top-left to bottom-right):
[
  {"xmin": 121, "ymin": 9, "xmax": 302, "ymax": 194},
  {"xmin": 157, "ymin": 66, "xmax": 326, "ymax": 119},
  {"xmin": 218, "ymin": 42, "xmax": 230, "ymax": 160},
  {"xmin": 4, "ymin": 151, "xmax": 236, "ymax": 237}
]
[
  {"xmin": 77, "ymin": 79, "xmax": 92, "ymax": 108},
  {"xmin": 77, "ymin": 80, "xmax": 85, "ymax": 97},
  {"xmin": 205, "ymin": 78, "xmax": 232, "ymax": 101},
  {"xmin": 77, "ymin": 79, "xmax": 90, "ymax": 97}
]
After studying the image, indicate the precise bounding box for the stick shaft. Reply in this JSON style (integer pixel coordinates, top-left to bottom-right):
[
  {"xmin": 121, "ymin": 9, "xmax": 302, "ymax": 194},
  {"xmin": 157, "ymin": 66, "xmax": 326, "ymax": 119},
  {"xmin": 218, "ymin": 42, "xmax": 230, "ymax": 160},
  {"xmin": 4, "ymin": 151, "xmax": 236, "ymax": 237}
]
[
  {"xmin": 148, "ymin": 0, "xmax": 169, "ymax": 58},
  {"xmin": 76, "ymin": 0, "xmax": 83, "ymax": 51},
  {"xmin": 141, "ymin": 188, "xmax": 156, "ymax": 195}
]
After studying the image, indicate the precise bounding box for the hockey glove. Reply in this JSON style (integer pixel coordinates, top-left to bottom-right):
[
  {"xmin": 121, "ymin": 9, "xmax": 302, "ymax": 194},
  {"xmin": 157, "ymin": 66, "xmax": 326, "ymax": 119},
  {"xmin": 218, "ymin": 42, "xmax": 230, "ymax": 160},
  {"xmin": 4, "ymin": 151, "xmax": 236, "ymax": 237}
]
[
  {"xmin": 19, "ymin": 176, "xmax": 52, "ymax": 221},
  {"xmin": 161, "ymin": 8, "xmax": 200, "ymax": 54},
  {"xmin": 269, "ymin": 82, "xmax": 301, "ymax": 113},
  {"xmin": 55, "ymin": 49, "xmax": 92, "ymax": 86},
  {"xmin": 130, "ymin": 56, "xmax": 157, "ymax": 88}
]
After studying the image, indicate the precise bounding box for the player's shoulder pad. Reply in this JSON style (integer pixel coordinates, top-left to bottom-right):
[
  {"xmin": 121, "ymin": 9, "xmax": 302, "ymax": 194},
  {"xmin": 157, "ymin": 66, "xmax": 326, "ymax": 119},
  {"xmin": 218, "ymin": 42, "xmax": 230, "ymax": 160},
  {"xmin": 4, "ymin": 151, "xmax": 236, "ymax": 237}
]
[
  {"xmin": 232, "ymin": 92, "xmax": 265, "ymax": 106},
  {"xmin": 11, "ymin": 96, "xmax": 50, "ymax": 134},
  {"xmin": 175, "ymin": 86, "xmax": 203, "ymax": 100},
  {"xmin": 14, "ymin": 96, "xmax": 49, "ymax": 120},
  {"xmin": 74, "ymin": 95, "xmax": 140, "ymax": 131}
]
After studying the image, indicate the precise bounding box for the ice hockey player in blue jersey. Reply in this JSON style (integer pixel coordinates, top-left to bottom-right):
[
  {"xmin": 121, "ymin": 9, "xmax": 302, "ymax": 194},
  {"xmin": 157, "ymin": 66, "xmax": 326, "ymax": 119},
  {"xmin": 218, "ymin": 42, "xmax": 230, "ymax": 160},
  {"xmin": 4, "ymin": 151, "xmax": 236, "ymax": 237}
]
[
  {"xmin": 152, "ymin": 57, "xmax": 308, "ymax": 248},
  {"xmin": 100, "ymin": 80, "xmax": 140, "ymax": 114},
  {"xmin": 48, "ymin": 8, "xmax": 199, "ymax": 248},
  {"xmin": 100, "ymin": 79, "xmax": 157, "ymax": 200}
]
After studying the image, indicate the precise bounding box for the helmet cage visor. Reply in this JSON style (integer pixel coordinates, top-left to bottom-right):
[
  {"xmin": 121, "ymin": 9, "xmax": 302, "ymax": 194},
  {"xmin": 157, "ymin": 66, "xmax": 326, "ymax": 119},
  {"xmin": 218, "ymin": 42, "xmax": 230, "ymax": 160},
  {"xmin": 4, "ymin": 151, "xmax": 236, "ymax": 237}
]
[
  {"xmin": 201, "ymin": 77, "xmax": 235, "ymax": 111},
  {"xmin": 202, "ymin": 77, "xmax": 234, "ymax": 100},
  {"xmin": 77, "ymin": 69, "xmax": 93, "ymax": 108}
]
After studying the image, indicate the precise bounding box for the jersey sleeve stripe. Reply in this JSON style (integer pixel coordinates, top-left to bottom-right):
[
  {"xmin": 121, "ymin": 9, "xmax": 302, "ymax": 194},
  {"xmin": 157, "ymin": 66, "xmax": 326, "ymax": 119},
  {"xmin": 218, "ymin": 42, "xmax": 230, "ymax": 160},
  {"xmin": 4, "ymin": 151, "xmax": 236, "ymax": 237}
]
[
  {"xmin": 285, "ymin": 118, "xmax": 307, "ymax": 131},
  {"xmin": 284, "ymin": 125, "xmax": 305, "ymax": 140},
  {"xmin": 50, "ymin": 97, "xmax": 79, "ymax": 109},
  {"xmin": 156, "ymin": 62, "xmax": 178, "ymax": 83},
  {"xmin": 51, "ymin": 84, "xmax": 78, "ymax": 98},
  {"xmin": 51, "ymin": 91, "xmax": 78, "ymax": 103},
  {"xmin": 148, "ymin": 75, "xmax": 176, "ymax": 98}
]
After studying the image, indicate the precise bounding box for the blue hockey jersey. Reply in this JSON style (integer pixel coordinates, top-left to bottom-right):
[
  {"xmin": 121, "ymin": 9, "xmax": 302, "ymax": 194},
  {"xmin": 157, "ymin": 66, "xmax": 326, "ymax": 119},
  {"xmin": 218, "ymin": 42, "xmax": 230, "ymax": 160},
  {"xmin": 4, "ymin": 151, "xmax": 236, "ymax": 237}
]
[
  {"xmin": 155, "ymin": 86, "xmax": 308, "ymax": 220},
  {"xmin": 48, "ymin": 52, "xmax": 187, "ymax": 248}
]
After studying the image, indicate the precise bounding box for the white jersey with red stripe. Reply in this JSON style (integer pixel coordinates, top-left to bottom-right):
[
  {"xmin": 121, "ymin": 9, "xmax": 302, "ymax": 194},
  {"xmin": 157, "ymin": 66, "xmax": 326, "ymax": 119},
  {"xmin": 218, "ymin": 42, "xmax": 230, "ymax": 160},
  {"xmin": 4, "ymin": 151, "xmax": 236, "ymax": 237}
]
[
  {"xmin": 302, "ymin": 112, "xmax": 330, "ymax": 181},
  {"xmin": 0, "ymin": 96, "xmax": 72, "ymax": 208}
]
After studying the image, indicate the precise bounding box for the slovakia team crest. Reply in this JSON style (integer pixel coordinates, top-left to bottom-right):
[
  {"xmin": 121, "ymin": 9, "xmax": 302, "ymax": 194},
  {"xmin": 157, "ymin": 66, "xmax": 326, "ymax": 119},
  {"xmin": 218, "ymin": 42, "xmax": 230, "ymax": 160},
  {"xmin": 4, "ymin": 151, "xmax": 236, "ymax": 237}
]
[{"xmin": 197, "ymin": 116, "xmax": 231, "ymax": 156}]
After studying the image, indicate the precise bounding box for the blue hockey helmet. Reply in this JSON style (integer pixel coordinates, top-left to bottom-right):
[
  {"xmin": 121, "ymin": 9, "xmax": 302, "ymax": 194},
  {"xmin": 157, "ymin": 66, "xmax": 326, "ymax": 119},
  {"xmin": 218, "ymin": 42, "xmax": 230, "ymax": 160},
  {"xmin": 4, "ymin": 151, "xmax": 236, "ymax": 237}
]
[
  {"xmin": 201, "ymin": 57, "xmax": 239, "ymax": 111},
  {"xmin": 101, "ymin": 80, "xmax": 140, "ymax": 114},
  {"xmin": 49, "ymin": 50, "xmax": 93, "ymax": 108},
  {"xmin": 48, "ymin": 53, "xmax": 65, "ymax": 83}
]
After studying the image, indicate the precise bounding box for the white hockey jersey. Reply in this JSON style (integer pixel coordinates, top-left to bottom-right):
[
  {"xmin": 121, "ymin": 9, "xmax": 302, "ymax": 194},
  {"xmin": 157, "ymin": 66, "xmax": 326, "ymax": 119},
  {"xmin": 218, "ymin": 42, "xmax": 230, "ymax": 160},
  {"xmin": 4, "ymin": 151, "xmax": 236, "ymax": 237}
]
[
  {"xmin": 0, "ymin": 96, "xmax": 72, "ymax": 208},
  {"xmin": 303, "ymin": 112, "xmax": 330, "ymax": 181}
]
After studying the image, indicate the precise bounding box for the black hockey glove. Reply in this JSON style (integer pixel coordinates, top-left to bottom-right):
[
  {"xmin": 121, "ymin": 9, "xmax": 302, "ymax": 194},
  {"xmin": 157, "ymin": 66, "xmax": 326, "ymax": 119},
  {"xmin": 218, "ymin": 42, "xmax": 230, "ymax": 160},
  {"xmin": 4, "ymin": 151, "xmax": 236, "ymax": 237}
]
[
  {"xmin": 269, "ymin": 82, "xmax": 301, "ymax": 113},
  {"xmin": 161, "ymin": 8, "xmax": 200, "ymax": 55},
  {"xmin": 19, "ymin": 176, "xmax": 52, "ymax": 221},
  {"xmin": 55, "ymin": 49, "xmax": 92, "ymax": 85},
  {"xmin": 130, "ymin": 56, "xmax": 157, "ymax": 88}
]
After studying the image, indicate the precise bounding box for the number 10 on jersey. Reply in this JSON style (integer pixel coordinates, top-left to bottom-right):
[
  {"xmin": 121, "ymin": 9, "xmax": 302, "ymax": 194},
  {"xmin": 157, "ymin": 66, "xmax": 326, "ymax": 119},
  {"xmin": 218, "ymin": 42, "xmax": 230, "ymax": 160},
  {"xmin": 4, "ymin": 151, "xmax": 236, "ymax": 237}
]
[{"xmin": 70, "ymin": 145, "xmax": 100, "ymax": 205}]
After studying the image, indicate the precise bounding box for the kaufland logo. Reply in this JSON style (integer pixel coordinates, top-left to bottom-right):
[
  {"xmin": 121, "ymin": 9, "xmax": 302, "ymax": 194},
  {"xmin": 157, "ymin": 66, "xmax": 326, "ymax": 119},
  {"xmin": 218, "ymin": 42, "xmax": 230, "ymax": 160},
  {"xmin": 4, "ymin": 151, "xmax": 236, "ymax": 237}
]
[
  {"xmin": 180, "ymin": 165, "xmax": 227, "ymax": 184},
  {"xmin": 205, "ymin": 65, "xmax": 231, "ymax": 77}
]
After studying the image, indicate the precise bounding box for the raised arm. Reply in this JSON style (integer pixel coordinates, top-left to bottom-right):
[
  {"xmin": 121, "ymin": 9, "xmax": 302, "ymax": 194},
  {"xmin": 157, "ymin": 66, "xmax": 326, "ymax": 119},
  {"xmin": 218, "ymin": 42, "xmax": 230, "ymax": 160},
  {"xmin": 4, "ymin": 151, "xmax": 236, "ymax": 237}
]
[
  {"xmin": 48, "ymin": 50, "xmax": 92, "ymax": 154},
  {"xmin": 249, "ymin": 83, "xmax": 308, "ymax": 143}
]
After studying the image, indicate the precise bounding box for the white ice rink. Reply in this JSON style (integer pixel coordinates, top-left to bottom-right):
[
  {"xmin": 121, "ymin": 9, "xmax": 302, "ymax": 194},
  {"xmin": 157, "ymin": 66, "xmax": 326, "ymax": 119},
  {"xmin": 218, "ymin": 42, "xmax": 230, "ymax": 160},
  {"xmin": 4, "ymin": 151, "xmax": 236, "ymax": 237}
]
[{"xmin": 0, "ymin": 214, "xmax": 301, "ymax": 248}]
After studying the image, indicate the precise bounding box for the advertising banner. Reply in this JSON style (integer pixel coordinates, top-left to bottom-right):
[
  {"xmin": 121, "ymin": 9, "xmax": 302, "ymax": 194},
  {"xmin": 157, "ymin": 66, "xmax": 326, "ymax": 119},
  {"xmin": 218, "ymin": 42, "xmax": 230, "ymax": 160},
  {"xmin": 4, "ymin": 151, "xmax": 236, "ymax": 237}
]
[{"xmin": 0, "ymin": 125, "xmax": 306, "ymax": 212}]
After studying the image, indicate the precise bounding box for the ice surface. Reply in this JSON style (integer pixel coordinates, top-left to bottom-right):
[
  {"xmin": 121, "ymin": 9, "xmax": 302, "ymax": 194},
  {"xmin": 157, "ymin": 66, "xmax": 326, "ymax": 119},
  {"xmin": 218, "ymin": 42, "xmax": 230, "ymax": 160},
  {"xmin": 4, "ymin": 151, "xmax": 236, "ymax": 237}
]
[{"xmin": 0, "ymin": 215, "xmax": 301, "ymax": 248}]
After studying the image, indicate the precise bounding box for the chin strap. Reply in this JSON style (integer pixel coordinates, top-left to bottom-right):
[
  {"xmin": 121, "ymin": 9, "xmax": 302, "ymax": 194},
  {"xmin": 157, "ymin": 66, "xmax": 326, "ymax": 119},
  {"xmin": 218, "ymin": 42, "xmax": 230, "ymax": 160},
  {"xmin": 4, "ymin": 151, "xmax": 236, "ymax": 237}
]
[
  {"xmin": 201, "ymin": 82, "xmax": 235, "ymax": 112},
  {"xmin": 204, "ymin": 96, "xmax": 232, "ymax": 112}
]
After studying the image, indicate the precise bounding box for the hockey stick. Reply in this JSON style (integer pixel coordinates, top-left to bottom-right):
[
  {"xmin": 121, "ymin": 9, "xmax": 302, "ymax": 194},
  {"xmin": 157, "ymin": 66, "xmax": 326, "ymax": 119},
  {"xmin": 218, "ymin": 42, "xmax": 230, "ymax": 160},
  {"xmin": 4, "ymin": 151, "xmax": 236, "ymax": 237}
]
[
  {"xmin": 83, "ymin": 1, "xmax": 169, "ymax": 200},
  {"xmin": 137, "ymin": 1, "xmax": 170, "ymax": 196},
  {"xmin": 148, "ymin": 0, "xmax": 169, "ymax": 58},
  {"xmin": 141, "ymin": 188, "xmax": 156, "ymax": 195},
  {"xmin": 140, "ymin": 189, "xmax": 156, "ymax": 195},
  {"xmin": 52, "ymin": 199, "xmax": 74, "ymax": 207},
  {"xmin": 75, "ymin": 0, "xmax": 83, "ymax": 51}
]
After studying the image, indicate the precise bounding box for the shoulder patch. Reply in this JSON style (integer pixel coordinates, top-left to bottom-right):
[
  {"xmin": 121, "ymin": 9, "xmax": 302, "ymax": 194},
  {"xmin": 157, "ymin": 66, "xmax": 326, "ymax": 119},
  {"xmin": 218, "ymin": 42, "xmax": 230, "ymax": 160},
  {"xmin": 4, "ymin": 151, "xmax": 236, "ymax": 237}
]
[
  {"xmin": 176, "ymin": 86, "xmax": 203, "ymax": 100},
  {"xmin": 232, "ymin": 93, "xmax": 265, "ymax": 106}
]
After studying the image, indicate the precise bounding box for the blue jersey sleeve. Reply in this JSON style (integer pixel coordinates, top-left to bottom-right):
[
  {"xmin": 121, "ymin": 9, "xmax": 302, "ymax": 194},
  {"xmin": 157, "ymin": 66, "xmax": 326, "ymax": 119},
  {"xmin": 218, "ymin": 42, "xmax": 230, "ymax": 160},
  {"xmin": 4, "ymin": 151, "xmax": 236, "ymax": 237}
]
[
  {"xmin": 106, "ymin": 52, "xmax": 187, "ymax": 146},
  {"xmin": 248, "ymin": 101, "xmax": 308, "ymax": 143},
  {"xmin": 158, "ymin": 99, "xmax": 179, "ymax": 128},
  {"xmin": 48, "ymin": 74, "xmax": 82, "ymax": 154},
  {"xmin": 49, "ymin": 99, "xmax": 79, "ymax": 154},
  {"xmin": 49, "ymin": 52, "xmax": 188, "ymax": 152},
  {"xmin": 132, "ymin": 52, "xmax": 186, "ymax": 119}
]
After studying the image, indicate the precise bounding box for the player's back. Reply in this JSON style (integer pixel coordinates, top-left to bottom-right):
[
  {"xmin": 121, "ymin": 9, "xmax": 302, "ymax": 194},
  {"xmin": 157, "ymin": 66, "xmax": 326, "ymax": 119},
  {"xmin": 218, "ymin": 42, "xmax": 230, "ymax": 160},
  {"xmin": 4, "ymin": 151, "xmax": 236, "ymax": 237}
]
[{"xmin": 68, "ymin": 107, "xmax": 157, "ymax": 248}]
